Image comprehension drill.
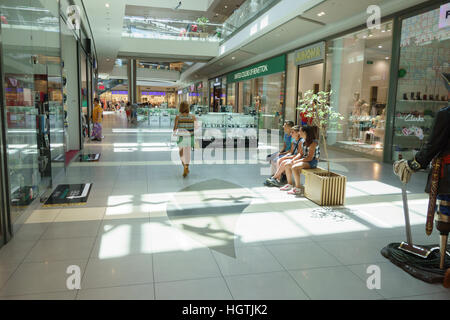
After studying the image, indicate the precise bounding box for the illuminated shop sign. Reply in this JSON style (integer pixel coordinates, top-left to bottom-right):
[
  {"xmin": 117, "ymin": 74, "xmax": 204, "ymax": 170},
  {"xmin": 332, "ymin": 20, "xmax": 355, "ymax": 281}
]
[
  {"xmin": 141, "ymin": 91, "xmax": 166, "ymax": 96},
  {"xmin": 226, "ymin": 55, "xmax": 285, "ymax": 83},
  {"xmin": 111, "ymin": 91, "xmax": 128, "ymax": 94},
  {"xmin": 177, "ymin": 90, "xmax": 183, "ymax": 94},
  {"xmin": 189, "ymin": 93, "xmax": 200, "ymax": 97},
  {"xmin": 439, "ymin": 3, "xmax": 450, "ymax": 29},
  {"xmin": 294, "ymin": 42, "xmax": 325, "ymax": 66}
]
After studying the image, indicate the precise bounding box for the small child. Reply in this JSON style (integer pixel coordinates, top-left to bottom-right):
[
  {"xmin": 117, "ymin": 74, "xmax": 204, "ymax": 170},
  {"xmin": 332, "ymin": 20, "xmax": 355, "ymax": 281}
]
[{"xmin": 266, "ymin": 120, "xmax": 294, "ymax": 176}]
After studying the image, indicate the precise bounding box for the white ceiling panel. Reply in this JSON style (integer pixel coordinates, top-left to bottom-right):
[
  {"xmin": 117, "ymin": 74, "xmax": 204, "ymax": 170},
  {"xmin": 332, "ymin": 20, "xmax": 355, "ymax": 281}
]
[{"xmin": 241, "ymin": 17, "xmax": 319, "ymax": 55}]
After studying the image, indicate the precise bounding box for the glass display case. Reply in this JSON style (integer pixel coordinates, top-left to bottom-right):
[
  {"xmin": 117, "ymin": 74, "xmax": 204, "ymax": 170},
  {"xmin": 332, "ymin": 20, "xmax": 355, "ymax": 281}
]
[
  {"xmin": 196, "ymin": 112, "xmax": 258, "ymax": 147},
  {"xmin": 148, "ymin": 108, "xmax": 179, "ymax": 127}
]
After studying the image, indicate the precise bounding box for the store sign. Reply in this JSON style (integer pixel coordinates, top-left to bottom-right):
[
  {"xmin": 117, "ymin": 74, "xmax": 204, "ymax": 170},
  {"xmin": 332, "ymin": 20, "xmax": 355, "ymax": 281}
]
[
  {"xmin": 111, "ymin": 91, "xmax": 128, "ymax": 95},
  {"xmin": 141, "ymin": 91, "xmax": 165, "ymax": 96},
  {"xmin": 439, "ymin": 3, "xmax": 450, "ymax": 29},
  {"xmin": 213, "ymin": 78, "xmax": 222, "ymax": 86},
  {"xmin": 294, "ymin": 42, "xmax": 325, "ymax": 66},
  {"xmin": 177, "ymin": 90, "xmax": 183, "ymax": 95},
  {"xmin": 226, "ymin": 55, "xmax": 286, "ymax": 84}
]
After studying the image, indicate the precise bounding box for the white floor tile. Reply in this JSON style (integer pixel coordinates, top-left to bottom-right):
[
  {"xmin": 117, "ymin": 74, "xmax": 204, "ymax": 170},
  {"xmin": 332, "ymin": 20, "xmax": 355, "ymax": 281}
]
[
  {"xmin": 13, "ymin": 223, "xmax": 50, "ymax": 241},
  {"xmin": 315, "ymin": 238, "xmax": 387, "ymax": 265},
  {"xmin": 212, "ymin": 246, "xmax": 283, "ymax": 276},
  {"xmin": 0, "ymin": 260, "xmax": 87, "ymax": 297},
  {"xmin": 90, "ymin": 234, "xmax": 152, "ymax": 259},
  {"xmin": 225, "ymin": 271, "xmax": 309, "ymax": 300},
  {"xmin": 347, "ymin": 262, "xmax": 448, "ymax": 299},
  {"xmin": 24, "ymin": 209, "xmax": 61, "ymax": 224},
  {"xmin": 289, "ymin": 266, "xmax": 383, "ymax": 300},
  {"xmin": 155, "ymin": 277, "xmax": 232, "ymax": 300},
  {"xmin": 54, "ymin": 207, "xmax": 106, "ymax": 222},
  {"xmin": 42, "ymin": 221, "xmax": 101, "ymax": 239},
  {"xmin": 0, "ymin": 291, "xmax": 77, "ymax": 300},
  {"xmin": 24, "ymin": 237, "xmax": 96, "ymax": 262},
  {"xmin": 265, "ymin": 242, "xmax": 342, "ymax": 270},
  {"xmin": 0, "ymin": 240, "xmax": 37, "ymax": 263},
  {"xmin": 153, "ymin": 249, "xmax": 221, "ymax": 282},
  {"xmin": 77, "ymin": 283, "xmax": 154, "ymax": 300},
  {"xmin": 82, "ymin": 255, "xmax": 153, "ymax": 289}
]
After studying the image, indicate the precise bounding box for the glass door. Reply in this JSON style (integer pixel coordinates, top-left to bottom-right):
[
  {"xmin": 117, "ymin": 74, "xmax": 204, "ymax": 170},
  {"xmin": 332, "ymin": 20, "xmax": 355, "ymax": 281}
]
[{"xmin": 297, "ymin": 63, "xmax": 324, "ymax": 125}]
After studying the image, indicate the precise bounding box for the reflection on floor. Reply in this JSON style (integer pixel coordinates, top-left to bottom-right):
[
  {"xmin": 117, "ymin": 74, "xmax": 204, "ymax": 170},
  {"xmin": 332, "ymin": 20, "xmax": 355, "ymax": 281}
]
[{"xmin": 0, "ymin": 110, "xmax": 449, "ymax": 300}]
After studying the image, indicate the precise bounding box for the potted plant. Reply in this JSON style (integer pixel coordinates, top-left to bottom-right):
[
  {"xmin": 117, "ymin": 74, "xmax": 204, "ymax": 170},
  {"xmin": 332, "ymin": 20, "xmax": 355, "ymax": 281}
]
[
  {"xmin": 196, "ymin": 17, "xmax": 209, "ymax": 37},
  {"xmin": 297, "ymin": 90, "xmax": 347, "ymax": 206}
]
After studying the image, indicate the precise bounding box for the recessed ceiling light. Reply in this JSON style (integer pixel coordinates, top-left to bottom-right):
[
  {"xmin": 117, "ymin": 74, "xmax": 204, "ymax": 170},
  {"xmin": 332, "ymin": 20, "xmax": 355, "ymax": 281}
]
[
  {"xmin": 378, "ymin": 45, "xmax": 382, "ymax": 48},
  {"xmin": 385, "ymin": 57, "xmax": 389, "ymax": 60},
  {"xmin": 105, "ymin": 3, "xmax": 110, "ymax": 7},
  {"xmin": 317, "ymin": 12, "xmax": 325, "ymax": 17},
  {"xmin": 231, "ymin": 57, "xmax": 235, "ymax": 60}
]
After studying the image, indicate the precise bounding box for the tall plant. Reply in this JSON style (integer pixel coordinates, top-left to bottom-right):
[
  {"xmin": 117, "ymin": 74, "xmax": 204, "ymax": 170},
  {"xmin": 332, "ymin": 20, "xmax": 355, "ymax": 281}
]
[
  {"xmin": 297, "ymin": 90, "xmax": 344, "ymax": 174},
  {"xmin": 196, "ymin": 17, "xmax": 209, "ymax": 32}
]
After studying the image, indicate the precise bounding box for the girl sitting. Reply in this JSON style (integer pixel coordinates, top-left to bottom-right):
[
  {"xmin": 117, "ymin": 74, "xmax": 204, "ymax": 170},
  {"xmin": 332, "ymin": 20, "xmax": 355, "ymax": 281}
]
[
  {"xmin": 265, "ymin": 125, "xmax": 304, "ymax": 187},
  {"xmin": 281, "ymin": 126, "xmax": 320, "ymax": 195}
]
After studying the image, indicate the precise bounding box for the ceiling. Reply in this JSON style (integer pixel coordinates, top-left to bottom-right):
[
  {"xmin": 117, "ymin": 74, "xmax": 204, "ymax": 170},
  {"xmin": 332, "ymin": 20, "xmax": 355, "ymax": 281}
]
[
  {"xmin": 189, "ymin": 0, "xmax": 427, "ymax": 79},
  {"xmin": 125, "ymin": 0, "xmax": 247, "ymax": 23}
]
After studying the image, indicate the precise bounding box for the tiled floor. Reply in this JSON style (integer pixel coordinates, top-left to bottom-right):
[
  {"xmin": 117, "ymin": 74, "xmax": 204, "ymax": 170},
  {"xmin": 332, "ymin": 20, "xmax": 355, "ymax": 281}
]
[{"xmin": 0, "ymin": 111, "xmax": 449, "ymax": 300}]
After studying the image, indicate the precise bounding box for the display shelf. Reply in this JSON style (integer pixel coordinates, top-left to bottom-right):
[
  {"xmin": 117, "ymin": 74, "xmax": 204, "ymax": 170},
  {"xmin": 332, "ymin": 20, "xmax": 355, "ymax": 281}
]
[{"xmin": 397, "ymin": 99, "xmax": 448, "ymax": 103}]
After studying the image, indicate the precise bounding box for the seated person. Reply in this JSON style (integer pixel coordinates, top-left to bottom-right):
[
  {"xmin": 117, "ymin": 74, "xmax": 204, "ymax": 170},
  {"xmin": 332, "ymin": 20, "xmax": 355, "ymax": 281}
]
[
  {"xmin": 265, "ymin": 125, "xmax": 304, "ymax": 187},
  {"xmin": 281, "ymin": 125, "xmax": 320, "ymax": 195},
  {"xmin": 266, "ymin": 120, "xmax": 294, "ymax": 173}
]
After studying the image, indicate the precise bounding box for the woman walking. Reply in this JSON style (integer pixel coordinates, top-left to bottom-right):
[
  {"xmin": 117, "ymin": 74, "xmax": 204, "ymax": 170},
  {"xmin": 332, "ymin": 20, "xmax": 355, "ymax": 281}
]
[
  {"xmin": 173, "ymin": 101, "xmax": 197, "ymax": 177},
  {"xmin": 92, "ymin": 98, "xmax": 103, "ymax": 141}
]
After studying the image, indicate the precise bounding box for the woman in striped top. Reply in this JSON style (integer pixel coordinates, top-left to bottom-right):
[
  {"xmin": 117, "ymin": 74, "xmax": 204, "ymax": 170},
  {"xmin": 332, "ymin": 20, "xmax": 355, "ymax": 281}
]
[{"xmin": 173, "ymin": 101, "xmax": 197, "ymax": 177}]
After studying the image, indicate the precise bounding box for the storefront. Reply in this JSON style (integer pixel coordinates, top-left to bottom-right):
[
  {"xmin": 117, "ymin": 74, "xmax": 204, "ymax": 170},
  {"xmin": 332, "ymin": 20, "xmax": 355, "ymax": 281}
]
[
  {"xmin": 226, "ymin": 54, "xmax": 286, "ymax": 130},
  {"xmin": 284, "ymin": 1, "xmax": 449, "ymax": 162},
  {"xmin": 324, "ymin": 21, "xmax": 394, "ymax": 160},
  {"xmin": 209, "ymin": 76, "xmax": 227, "ymax": 112},
  {"xmin": 388, "ymin": 3, "xmax": 449, "ymax": 162},
  {"xmin": 294, "ymin": 42, "xmax": 327, "ymax": 126},
  {"xmin": 0, "ymin": 0, "xmax": 98, "ymax": 240}
]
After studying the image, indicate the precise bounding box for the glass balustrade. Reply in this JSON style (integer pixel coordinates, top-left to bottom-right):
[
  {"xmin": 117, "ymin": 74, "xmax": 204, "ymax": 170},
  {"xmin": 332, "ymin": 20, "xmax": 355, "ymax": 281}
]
[
  {"xmin": 123, "ymin": 16, "xmax": 223, "ymax": 42},
  {"xmin": 222, "ymin": 0, "xmax": 280, "ymax": 40}
]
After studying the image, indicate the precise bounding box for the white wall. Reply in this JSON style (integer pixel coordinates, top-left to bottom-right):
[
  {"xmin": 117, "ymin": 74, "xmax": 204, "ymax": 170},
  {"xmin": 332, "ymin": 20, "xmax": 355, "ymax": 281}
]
[
  {"xmin": 285, "ymin": 52, "xmax": 297, "ymax": 123},
  {"xmin": 119, "ymin": 37, "xmax": 219, "ymax": 60}
]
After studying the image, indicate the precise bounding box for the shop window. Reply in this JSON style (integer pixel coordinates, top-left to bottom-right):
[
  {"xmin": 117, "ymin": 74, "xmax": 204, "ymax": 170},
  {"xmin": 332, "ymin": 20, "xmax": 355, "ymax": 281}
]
[
  {"xmin": 326, "ymin": 21, "xmax": 393, "ymax": 159},
  {"xmin": 392, "ymin": 8, "xmax": 449, "ymax": 161}
]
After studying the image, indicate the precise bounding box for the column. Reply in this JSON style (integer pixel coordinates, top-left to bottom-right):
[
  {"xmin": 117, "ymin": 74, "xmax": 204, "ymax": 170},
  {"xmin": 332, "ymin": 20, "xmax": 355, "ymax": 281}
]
[{"xmin": 127, "ymin": 59, "xmax": 137, "ymax": 104}]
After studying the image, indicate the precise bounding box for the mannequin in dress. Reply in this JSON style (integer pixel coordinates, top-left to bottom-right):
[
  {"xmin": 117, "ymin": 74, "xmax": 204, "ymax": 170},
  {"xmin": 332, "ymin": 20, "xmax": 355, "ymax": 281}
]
[
  {"xmin": 361, "ymin": 101, "xmax": 371, "ymax": 117},
  {"xmin": 352, "ymin": 92, "xmax": 363, "ymax": 117}
]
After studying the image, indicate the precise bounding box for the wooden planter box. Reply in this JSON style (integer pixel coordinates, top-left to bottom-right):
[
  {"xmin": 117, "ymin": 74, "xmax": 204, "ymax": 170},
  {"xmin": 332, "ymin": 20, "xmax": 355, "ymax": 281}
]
[{"xmin": 303, "ymin": 168, "xmax": 347, "ymax": 206}]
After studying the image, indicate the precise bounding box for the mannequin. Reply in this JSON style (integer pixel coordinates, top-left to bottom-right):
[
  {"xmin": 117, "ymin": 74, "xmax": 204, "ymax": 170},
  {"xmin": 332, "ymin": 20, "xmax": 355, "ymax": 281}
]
[
  {"xmin": 352, "ymin": 92, "xmax": 363, "ymax": 117},
  {"xmin": 361, "ymin": 101, "xmax": 371, "ymax": 117}
]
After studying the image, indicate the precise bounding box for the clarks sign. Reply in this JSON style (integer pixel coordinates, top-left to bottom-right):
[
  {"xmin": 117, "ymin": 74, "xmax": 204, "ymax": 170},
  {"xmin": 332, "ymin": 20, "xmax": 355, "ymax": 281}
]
[{"xmin": 294, "ymin": 42, "xmax": 325, "ymax": 66}]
